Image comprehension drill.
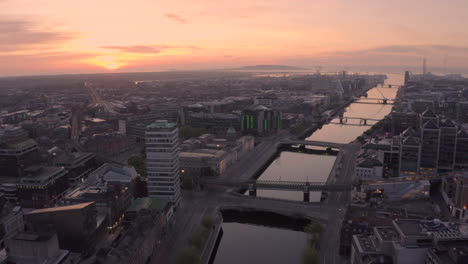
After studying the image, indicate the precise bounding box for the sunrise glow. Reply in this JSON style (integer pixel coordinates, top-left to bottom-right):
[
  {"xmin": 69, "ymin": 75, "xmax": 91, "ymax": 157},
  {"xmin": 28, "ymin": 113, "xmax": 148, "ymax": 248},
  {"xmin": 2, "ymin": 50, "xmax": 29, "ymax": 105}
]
[{"xmin": 1, "ymin": 0, "xmax": 468, "ymax": 75}]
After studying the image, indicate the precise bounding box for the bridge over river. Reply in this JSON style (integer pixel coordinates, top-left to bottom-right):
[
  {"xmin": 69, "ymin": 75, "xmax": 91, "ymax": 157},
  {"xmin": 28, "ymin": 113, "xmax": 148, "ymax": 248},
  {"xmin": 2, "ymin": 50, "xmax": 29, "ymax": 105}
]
[
  {"xmin": 199, "ymin": 178, "xmax": 352, "ymax": 202},
  {"xmin": 279, "ymin": 139, "xmax": 345, "ymax": 149},
  {"xmin": 214, "ymin": 193, "xmax": 335, "ymax": 223}
]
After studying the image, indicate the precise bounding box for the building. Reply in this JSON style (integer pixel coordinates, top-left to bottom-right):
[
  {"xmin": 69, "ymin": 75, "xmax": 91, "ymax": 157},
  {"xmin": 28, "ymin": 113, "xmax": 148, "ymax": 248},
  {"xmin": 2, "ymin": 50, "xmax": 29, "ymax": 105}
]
[
  {"xmin": 399, "ymin": 128, "xmax": 421, "ymax": 175},
  {"xmin": 16, "ymin": 166, "xmax": 69, "ymax": 209},
  {"xmin": 438, "ymin": 120, "xmax": 457, "ymax": 171},
  {"xmin": 0, "ymin": 125, "xmax": 39, "ymax": 178},
  {"xmin": 351, "ymin": 219, "xmax": 467, "ymax": 264},
  {"xmin": 0, "ymin": 202, "xmax": 24, "ymax": 248},
  {"xmin": 24, "ymin": 202, "xmax": 100, "ymax": 252},
  {"xmin": 241, "ymin": 106, "xmax": 282, "ymax": 136},
  {"xmin": 123, "ymin": 197, "xmax": 173, "ymax": 228},
  {"xmin": 61, "ymin": 163, "xmax": 137, "ymax": 226},
  {"xmin": 48, "ymin": 147, "xmax": 96, "ymax": 185},
  {"xmin": 426, "ymin": 241, "xmax": 468, "ymax": 264},
  {"xmin": 390, "ymin": 111, "xmax": 420, "ymax": 135},
  {"xmin": 455, "ymin": 129, "xmax": 468, "ymax": 169},
  {"xmin": 145, "ymin": 121, "xmax": 181, "ymax": 206},
  {"xmin": 420, "ymin": 119, "xmax": 440, "ymax": 173},
  {"xmin": 6, "ymin": 232, "xmax": 70, "ymax": 264},
  {"xmin": 187, "ymin": 112, "xmax": 241, "ymax": 135},
  {"xmin": 441, "ymin": 172, "xmax": 468, "ymax": 221},
  {"xmin": 355, "ymin": 157, "xmax": 383, "ymax": 180},
  {"xmin": 82, "ymin": 132, "xmax": 135, "ymax": 155},
  {"xmin": 180, "ymin": 134, "xmax": 254, "ymax": 178}
]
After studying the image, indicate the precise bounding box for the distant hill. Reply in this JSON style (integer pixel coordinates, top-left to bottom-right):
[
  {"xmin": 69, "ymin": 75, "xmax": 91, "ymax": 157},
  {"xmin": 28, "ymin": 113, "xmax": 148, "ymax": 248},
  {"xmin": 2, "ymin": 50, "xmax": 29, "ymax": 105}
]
[{"xmin": 228, "ymin": 65, "xmax": 308, "ymax": 71}]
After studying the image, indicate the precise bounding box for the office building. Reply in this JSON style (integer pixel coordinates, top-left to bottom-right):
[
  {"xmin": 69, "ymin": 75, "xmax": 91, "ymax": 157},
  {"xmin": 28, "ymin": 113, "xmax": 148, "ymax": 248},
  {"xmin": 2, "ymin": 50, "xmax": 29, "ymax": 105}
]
[
  {"xmin": 145, "ymin": 121, "xmax": 181, "ymax": 206},
  {"xmin": 241, "ymin": 106, "xmax": 282, "ymax": 136},
  {"xmin": 0, "ymin": 125, "xmax": 39, "ymax": 178},
  {"xmin": 16, "ymin": 166, "xmax": 69, "ymax": 209},
  {"xmin": 399, "ymin": 128, "xmax": 421, "ymax": 175},
  {"xmin": 441, "ymin": 172, "xmax": 468, "ymax": 221},
  {"xmin": 420, "ymin": 120, "xmax": 440, "ymax": 172},
  {"xmin": 455, "ymin": 129, "xmax": 468, "ymax": 169},
  {"xmin": 438, "ymin": 120, "xmax": 457, "ymax": 171},
  {"xmin": 24, "ymin": 202, "xmax": 99, "ymax": 252}
]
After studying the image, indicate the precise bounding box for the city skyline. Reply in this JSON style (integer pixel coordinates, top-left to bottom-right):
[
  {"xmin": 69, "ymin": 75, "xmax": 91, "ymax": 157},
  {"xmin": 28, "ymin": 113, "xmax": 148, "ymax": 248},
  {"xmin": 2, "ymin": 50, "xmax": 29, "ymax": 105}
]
[{"xmin": 2, "ymin": 0, "xmax": 468, "ymax": 76}]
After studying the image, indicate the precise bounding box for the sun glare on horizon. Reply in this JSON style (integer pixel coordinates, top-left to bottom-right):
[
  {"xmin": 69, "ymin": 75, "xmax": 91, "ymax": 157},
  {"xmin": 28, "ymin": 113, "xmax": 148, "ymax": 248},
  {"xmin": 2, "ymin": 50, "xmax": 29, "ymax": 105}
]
[{"xmin": 85, "ymin": 56, "xmax": 125, "ymax": 70}]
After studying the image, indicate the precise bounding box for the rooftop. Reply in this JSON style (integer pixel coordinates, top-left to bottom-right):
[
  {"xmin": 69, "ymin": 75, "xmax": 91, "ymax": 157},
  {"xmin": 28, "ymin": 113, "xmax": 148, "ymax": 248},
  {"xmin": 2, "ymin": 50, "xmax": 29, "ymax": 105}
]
[
  {"xmin": 27, "ymin": 202, "xmax": 94, "ymax": 215},
  {"xmin": 394, "ymin": 219, "xmax": 453, "ymax": 237},
  {"xmin": 127, "ymin": 197, "xmax": 170, "ymax": 213},
  {"xmin": 146, "ymin": 120, "xmax": 177, "ymax": 130}
]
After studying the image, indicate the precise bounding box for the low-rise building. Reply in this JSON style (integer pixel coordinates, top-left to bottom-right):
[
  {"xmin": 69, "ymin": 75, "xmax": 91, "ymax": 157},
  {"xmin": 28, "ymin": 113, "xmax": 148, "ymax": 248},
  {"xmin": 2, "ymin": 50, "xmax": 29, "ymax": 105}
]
[
  {"xmin": 351, "ymin": 219, "xmax": 467, "ymax": 264},
  {"xmin": 355, "ymin": 157, "xmax": 383, "ymax": 180},
  {"xmin": 0, "ymin": 202, "xmax": 24, "ymax": 248},
  {"xmin": 6, "ymin": 232, "xmax": 70, "ymax": 264},
  {"xmin": 441, "ymin": 172, "xmax": 468, "ymax": 221},
  {"xmin": 61, "ymin": 163, "xmax": 137, "ymax": 226},
  {"xmin": 24, "ymin": 202, "xmax": 100, "ymax": 253},
  {"xmin": 16, "ymin": 166, "xmax": 69, "ymax": 209}
]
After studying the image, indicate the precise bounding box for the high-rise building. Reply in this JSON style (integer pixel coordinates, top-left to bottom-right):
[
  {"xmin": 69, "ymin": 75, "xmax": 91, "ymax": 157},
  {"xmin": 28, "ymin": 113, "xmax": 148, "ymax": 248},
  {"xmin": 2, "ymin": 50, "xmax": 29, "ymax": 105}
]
[
  {"xmin": 437, "ymin": 120, "xmax": 457, "ymax": 171},
  {"xmin": 404, "ymin": 71, "xmax": 410, "ymax": 85},
  {"xmin": 399, "ymin": 129, "xmax": 421, "ymax": 175},
  {"xmin": 145, "ymin": 120, "xmax": 181, "ymax": 206},
  {"xmin": 419, "ymin": 119, "xmax": 440, "ymax": 172},
  {"xmin": 455, "ymin": 129, "xmax": 468, "ymax": 169}
]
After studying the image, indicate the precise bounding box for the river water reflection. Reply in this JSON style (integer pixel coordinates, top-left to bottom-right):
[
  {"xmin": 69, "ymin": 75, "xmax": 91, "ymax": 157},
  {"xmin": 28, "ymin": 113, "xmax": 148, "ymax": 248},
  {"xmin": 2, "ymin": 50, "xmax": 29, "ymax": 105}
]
[{"xmin": 213, "ymin": 73, "xmax": 404, "ymax": 264}]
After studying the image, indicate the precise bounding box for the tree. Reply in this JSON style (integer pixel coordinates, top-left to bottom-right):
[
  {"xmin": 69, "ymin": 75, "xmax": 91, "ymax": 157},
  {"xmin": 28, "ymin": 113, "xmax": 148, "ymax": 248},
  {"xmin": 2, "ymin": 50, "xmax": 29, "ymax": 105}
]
[
  {"xmin": 301, "ymin": 248, "xmax": 319, "ymax": 264},
  {"xmin": 181, "ymin": 175, "xmax": 193, "ymax": 190},
  {"xmin": 304, "ymin": 221, "xmax": 324, "ymax": 235},
  {"xmin": 202, "ymin": 216, "xmax": 215, "ymax": 229},
  {"xmin": 180, "ymin": 126, "xmax": 208, "ymax": 140},
  {"xmin": 176, "ymin": 246, "xmax": 201, "ymax": 264},
  {"xmin": 304, "ymin": 221, "xmax": 324, "ymax": 247},
  {"xmin": 127, "ymin": 156, "xmax": 147, "ymax": 177},
  {"xmin": 188, "ymin": 227, "xmax": 209, "ymax": 251}
]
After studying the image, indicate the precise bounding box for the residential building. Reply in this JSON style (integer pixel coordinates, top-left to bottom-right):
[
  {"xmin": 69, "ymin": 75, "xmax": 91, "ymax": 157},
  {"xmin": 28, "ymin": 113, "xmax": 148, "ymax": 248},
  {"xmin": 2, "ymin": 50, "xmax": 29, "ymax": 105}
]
[{"xmin": 145, "ymin": 121, "xmax": 181, "ymax": 206}]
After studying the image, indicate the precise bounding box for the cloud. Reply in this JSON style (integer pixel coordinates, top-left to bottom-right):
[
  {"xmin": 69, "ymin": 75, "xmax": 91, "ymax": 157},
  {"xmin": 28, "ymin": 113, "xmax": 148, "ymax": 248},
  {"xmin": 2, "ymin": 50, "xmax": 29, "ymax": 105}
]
[
  {"xmin": 0, "ymin": 18, "xmax": 79, "ymax": 52},
  {"xmin": 358, "ymin": 45, "xmax": 468, "ymax": 56},
  {"xmin": 187, "ymin": 46, "xmax": 202, "ymax": 50},
  {"xmin": 164, "ymin": 13, "xmax": 188, "ymax": 24},
  {"xmin": 100, "ymin": 44, "xmax": 202, "ymax": 54},
  {"xmin": 100, "ymin": 45, "xmax": 171, "ymax": 53}
]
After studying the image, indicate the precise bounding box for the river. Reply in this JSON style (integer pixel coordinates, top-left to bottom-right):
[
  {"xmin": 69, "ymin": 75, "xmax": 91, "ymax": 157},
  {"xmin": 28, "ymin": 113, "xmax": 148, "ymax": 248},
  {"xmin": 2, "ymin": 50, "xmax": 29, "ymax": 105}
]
[{"xmin": 212, "ymin": 73, "xmax": 404, "ymax": 264}]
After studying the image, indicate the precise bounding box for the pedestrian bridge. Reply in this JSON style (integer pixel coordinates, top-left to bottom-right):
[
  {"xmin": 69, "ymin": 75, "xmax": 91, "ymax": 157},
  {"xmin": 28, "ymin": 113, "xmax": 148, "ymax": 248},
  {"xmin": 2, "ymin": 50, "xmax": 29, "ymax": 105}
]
[{"xmin": 279, "ymin": 139, "xmax": 345, "ymax": 149}]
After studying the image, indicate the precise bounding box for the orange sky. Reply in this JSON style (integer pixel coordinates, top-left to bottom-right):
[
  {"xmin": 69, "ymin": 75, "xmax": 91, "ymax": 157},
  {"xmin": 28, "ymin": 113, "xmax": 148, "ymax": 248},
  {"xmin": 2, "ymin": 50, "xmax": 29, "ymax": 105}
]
[{"xmin": 1, "ymin": 0, "xmax": 468, "ymax": 75}]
